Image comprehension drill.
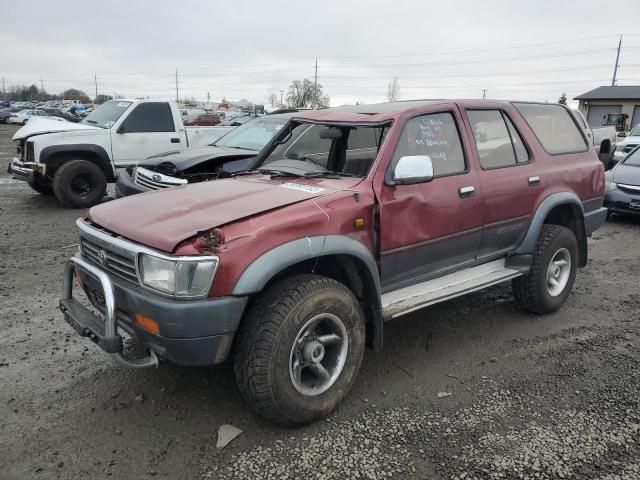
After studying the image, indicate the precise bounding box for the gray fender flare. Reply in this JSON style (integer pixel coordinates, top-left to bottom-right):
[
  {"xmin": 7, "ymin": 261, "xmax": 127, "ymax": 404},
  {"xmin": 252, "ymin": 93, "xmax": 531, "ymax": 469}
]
[
  {"xmin": 232, "ymin": 235, "xmax": 384, "ymax": 349},
  {"xmin": 513, "ymin": 192, "xmax": 584, "ymax": 255},
  {"xmin": 40, "ymin": 144, "xmax": 115, "ymax": 181}
]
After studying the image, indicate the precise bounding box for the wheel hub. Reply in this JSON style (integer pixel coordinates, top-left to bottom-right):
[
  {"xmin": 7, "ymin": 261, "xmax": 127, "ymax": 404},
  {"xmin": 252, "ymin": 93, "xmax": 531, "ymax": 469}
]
[
  {"xmin": 546, "ymin": 247, "xmax": 571, "ymax": 297},
  {"xmin": 303, "ymin": 341, "xmax": 325, "ymax": 363},
  {"xmin": 289, "ymin": 313, "xmax": 349, "ymax": 396}
]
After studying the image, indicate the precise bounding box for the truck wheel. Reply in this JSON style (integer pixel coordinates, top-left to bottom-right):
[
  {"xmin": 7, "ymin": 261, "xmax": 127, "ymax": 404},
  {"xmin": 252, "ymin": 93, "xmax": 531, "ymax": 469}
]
[
  {"xmin": 234, "ymin": 274, "xmax": 365, "ymax": 426},
  {"xmin": 27, "ymin": 175, "xmax": 53, "ymax": 195},
  {"xmin": 512, "ymin": 224, "xmax": 578, "ymax": 314},
  {"xmin": 52, "ymin": 160, "xmax": 107, "ymax": 208}
]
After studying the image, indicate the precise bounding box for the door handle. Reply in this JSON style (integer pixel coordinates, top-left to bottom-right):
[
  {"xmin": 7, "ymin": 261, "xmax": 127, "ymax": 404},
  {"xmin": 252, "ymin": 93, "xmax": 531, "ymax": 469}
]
[
  {"xmin": 528, "ymin": 176, "xmax": 540, "ymax": 186},
  {"xmin": 170, "ymin": 138, "xmax": 180, "ymax": 143},
  {"xmin": 458, "ymin": 186, "xmax": 475, "ymax": 198}
]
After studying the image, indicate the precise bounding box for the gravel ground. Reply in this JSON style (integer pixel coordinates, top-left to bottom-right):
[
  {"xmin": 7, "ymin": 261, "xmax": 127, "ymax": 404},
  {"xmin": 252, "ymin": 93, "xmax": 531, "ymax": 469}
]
[{"xmin": 0, "ymin": 123, "xmax": 639, "ymax": 479}]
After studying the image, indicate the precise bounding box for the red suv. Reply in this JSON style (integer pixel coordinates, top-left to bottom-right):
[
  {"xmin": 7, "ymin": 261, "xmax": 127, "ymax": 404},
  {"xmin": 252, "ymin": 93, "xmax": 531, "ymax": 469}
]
[{"xmin": 60, "ymin": 100, "xmax": 607, "ymax": 425}]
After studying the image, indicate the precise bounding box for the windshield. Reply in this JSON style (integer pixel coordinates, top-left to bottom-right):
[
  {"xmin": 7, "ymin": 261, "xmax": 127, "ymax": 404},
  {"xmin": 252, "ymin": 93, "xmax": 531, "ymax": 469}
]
[
  {"xmin": 81, "ymin": 100, "xmax": 132, "ymax": 128},
  {"xmin": 214, "ymin": 116, "xmax": 288, "ymax": 150},
  {"xmin": 256, "ymin": 122, "xmax": 389, "ymax": 178},
  {"xmin": 629, "ymin": 124, "xmax": 640, "ymax": 137},
  {"xmin": 623, "ymin": 147, "xmax": 640, "ymax": 166}
]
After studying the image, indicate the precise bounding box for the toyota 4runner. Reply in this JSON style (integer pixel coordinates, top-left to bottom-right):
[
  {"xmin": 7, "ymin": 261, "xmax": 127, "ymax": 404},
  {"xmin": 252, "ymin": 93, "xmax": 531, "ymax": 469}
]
[{"xmin": 60, "ymin": 100, "xmax": 607, "ymax": 425}]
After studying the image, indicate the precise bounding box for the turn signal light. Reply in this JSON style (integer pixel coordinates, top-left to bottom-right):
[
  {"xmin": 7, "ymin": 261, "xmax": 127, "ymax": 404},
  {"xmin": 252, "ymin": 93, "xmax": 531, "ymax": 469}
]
[
  {"xmin": 354, "ymin": 218, "xmax": 365, "ymax": 228},
  {"xmin": 134, "ymin": 313, "xmax": 160, "ymax": 335}
]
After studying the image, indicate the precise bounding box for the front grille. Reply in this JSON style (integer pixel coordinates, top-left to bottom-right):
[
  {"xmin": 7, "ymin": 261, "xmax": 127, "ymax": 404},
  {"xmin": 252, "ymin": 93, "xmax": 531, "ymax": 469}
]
[
  {"xmin": 17, "ymin": 140, "xmax": 25, "ymax": 160},
  {"xmin": 133, "ymin": 167, "xmax": 187, "ymax": 191},
  {"xmin": 623, "ymin": 143, "xmax": 638, "ymax": 154},
  {"xmin": 618, "ymin": 184, "xmax": 640, "ymax": 196},
  {"xmin": 80, "ymin": 236, "xmax": 138, "ymax": 284}
]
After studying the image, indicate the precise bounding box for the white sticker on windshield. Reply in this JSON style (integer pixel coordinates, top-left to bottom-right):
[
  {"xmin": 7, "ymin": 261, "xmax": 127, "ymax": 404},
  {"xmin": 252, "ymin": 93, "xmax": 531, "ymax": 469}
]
[
  {"xmin": 117, "ymin": 102, "xmax": 130, "ymax": 107},
  {"xmin": 274, "ymin": 125, "xmax": 283, "ymax": 130},
  {"xmin": 279, "ymin": 183, "xmax": 326, "ymax": 194}
]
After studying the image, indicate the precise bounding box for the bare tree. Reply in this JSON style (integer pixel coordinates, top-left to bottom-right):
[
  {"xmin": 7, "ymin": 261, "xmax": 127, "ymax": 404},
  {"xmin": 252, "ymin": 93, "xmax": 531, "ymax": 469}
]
[
  {"xmin": 387, "ymin": 77, "xmax": 400, "ymax": 102},
  {"xmin": 267, "ymin": 93, "xmax": 279, "ymax": 107},
  {"xmin": 287, "ymin": 79, "xmax": 329, "ymax": 108}
]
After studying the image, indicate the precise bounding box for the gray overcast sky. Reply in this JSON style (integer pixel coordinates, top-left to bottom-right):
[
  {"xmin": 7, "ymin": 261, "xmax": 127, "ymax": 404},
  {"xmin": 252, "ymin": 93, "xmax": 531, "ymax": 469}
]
[{"xmin": 2, "ymin": 0, "xmax": 640, "ymax": 106}]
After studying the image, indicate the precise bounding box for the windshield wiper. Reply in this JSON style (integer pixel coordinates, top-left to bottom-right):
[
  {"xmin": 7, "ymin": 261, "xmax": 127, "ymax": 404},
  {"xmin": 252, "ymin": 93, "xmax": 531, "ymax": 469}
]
[
  {"xmin": 302, "ymin": 171, "xmax": 359, "ymax": 179},
  {"xmin": 84, "ymin": 119, "xmax": 97, "ymax": 124}
]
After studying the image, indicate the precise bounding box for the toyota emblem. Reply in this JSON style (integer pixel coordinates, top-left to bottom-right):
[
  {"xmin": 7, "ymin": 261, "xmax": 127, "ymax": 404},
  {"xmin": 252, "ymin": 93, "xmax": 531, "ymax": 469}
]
[
  {"xmin": 98, "ymin": 249, "xmax": 108, "ymax": 265},
  {"xmin": 152, "ymin": 174, "xmax": 162, "ymax": 182}
]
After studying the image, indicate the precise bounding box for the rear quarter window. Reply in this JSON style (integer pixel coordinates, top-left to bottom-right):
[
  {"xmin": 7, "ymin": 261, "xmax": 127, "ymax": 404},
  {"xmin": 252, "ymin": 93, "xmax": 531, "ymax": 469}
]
[{"xmin": 513, "ymin": 103, "xmax": 587, "ymax": 155}]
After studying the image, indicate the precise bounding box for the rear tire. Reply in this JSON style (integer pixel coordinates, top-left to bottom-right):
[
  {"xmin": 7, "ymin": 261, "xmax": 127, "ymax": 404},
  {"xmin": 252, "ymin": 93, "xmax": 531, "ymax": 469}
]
[
  {"xmin": 52, "ymin": 160, "xmax": 107, "ymax": 208},
  {"xmin": 27, "ymin": 175, "xmax": 53, "ymax": 195},
  {"xmin": 234, "ymin": 274, "xmax": 365, "ymax": 426},
  {"xmin": 512, "ymin": 224, "xmax": 578, "ymax": 314}
]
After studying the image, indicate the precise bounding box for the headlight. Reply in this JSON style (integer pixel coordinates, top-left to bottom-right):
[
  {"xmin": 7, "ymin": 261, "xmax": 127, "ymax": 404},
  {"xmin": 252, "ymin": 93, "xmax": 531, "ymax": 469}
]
[
  {"xmin": 605, "ymin": 179, "xmax": 618, "ymax": 191},
  {"xmin": 139, "ymin": 254, "xmax": 218, "ymax": 298},
  {"xmin": 615, "ymin": 144, "xmax": 625, "ymax": 152}
]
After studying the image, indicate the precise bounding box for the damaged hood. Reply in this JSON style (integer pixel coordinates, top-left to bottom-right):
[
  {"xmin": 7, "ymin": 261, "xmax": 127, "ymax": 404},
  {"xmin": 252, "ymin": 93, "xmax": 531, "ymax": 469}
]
[
  {"xmin": 12, "ymin": 117, "xmax": 100, "ymax": 141},
  {"xmin": 139, "ymin": 145, "xmax": 259, "ymax": 173},
  {"xmin": 88, "ymin": 175, "xmax": 353, "ymax": 252},
  {"xmin": 612, "ymin": 163, "xmax": 640, "ymax": 186}
]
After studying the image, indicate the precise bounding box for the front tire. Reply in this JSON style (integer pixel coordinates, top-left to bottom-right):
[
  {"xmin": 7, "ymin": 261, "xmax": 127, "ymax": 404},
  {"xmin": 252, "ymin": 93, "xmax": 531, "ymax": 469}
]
[
  {"xmin": 512, "ymin": 224, "xmax": 578, "ymax": 314},
  {"xmin": 52, "ymin": 160, "xmax": 107, "ymax": 208},
  {"xmin": 234, "ymin": 274, "xmax": 365, "ymax": 426}
]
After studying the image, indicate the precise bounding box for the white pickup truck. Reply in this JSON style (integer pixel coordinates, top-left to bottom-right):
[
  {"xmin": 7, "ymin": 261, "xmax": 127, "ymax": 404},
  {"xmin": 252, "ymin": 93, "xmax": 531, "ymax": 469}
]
[
  {"xmin": 572, "ymin": 109, "xmax": 617, "ymax": 168},
  {"xmin": 8, "ymin": 99, "xmax": 234, "ymax": 208}
]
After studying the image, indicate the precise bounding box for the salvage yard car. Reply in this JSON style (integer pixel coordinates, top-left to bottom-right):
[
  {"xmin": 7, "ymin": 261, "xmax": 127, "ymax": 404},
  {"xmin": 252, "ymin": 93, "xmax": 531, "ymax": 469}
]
[
  {"xmin": 604, "ymin": 145, "xmax": 640, "ymax": 216},
  {"xmin": 613, "ymin": 123, "xmax": 640, "ymax": 168},
  {"xmin": 8, "ymin": 99, "xmax": 235, "ymax": 208},
  {"xmin": 60, "ymin": 100, "xmax": 607, "ymax": 426},
  {"xmin": 115, "ymin": 113, "xmax": 296, "ymax": 196},
  {"xmin": 571, "ymin": 109, "xmax": 617, "ymax": 168}
]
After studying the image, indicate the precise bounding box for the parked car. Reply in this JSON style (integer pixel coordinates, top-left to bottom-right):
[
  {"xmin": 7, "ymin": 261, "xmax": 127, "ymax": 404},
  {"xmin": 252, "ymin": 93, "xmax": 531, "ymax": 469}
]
[
  {"xmin": 604, "ymin": 145, "xmax": 640, "ymax": 216},
  {"xmin": 613, "ymin": 123, "xmax": 640, "ymax": 168},
  {"xmin": 8, "ymin": 99, "xmax": 235, "ymax": 208},
  {"xmin": 42, "ymin": 107, "xmax": 81, "ymax": 123},
  {"xmin": 0, "ymin": 108, "xmax": 13, "ymax": 123},
  {"xmin": 59, "ymin": 100, "xmax": 606, "ymax": 425},
  {"xmin": 115, "ymin": 113, "xmax": 296, "ymax": 197},
  {"xmin": 183, "ymin": 113, "xmax": 222, "ymax": 126},
  {"xmin": 571, "ymin": 110, "xmax": 617, "ymax": 168},
  {"xmin": 7, "ymin": 109, "xmax": 59, "ymax": 125}
]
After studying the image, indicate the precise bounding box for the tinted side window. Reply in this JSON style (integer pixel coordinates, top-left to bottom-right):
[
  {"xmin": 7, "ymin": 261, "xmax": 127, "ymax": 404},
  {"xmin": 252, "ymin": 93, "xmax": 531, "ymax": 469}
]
[
  {"xmin": 286, "ymin": 125, "xmax": 332, "ymax": 158},
  {"xmin": 122, "ymin": 103, "xmax": 175, "ymax": 133},
  {"xmin": 347, "ymin": 127, "xmax": 386, "ymax": 150},
  {"xmin": 504, "ymin": 114, "xmax": 529, "ymax": 164},
  {"xmin": 467, "ymin": 110, "xmax": 517, "ymax": 168},
  {"xmin": 393, "ymin": 112, "xmax": 466, "ymax": 177},
  {"xmin": 514, "ymin": 103, "xmax": 587, "ymax": 154}
]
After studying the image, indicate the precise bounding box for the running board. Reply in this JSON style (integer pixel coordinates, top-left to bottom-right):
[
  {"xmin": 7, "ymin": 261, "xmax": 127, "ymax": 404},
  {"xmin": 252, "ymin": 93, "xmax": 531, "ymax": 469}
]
[{"xmin": 381, "ymin": 259, "xmax": 522, "ymax": 319}]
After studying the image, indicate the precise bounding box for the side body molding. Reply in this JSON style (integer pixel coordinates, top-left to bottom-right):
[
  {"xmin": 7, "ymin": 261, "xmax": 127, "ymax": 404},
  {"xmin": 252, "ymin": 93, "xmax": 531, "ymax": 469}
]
[
  {"xmin": 513, "ymin": 192, "xmax": 584, "ymax": 255},
  {"xmin": 232, "ymin": 235, "xmax": 384, "ymax": 349}
]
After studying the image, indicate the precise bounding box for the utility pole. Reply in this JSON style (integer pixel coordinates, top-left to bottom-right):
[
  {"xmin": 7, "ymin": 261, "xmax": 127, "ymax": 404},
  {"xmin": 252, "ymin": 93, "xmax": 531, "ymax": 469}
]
[
  {"xmin": 280, "ymin": 89, "xmax": 284, "ymax": 108},
  {"xmin": 2, "ymin": 76, "xmax": 5, "ymax": 100},
  {"xmin": 207, "ymin": 92, "xmax": 210, "ymax": 104},
  {"xmin": 313, "ymin": 57, "xmax": 318, "ymax": 108},
  {"xmin": 175, "ymin": 68, "xmax": 179, "ymax": 102},
  {"xmin": 94, "ymin": 73, "xmax": 98, "ymax": 103},
  {"xmin": 40, "ymin": 76, "xmax": 44, "ymax": 100},
  {"xmin": 611, "ymin": 35, "xmax": 622, "ymax": 86},
  {"xmin": 482, "ymin": 89, "xmax": 487, "ymax": 100}
]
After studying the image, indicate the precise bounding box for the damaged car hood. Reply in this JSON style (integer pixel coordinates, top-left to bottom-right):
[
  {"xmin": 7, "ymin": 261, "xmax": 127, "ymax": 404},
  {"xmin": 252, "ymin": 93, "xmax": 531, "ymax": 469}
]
[
  {"xmin": 139, "ymin": 146, "xmax": 259, "ymax": 173},
  {"xmin": 12, "ymin": 117, "xmax": 101, "ymax": 141},
  {"xmin": 612, "ymin": 163, "xmax": 640, "ymax": 186},
  {"xmin": 88, "ymin": 176, "xmax": 353, "ymax": 252}
]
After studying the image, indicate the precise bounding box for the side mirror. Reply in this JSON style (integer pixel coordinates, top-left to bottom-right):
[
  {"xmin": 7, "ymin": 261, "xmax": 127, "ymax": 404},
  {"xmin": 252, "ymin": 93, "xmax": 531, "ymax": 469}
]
[
  {"xmin": 617, "ymin": 131, "xmax": 627, "ymax": 138},
  {"xmin": 116, "ymin": 124, "xmax": 126, "ymax": 134},
  {"xmin": 392, "ymin": 155, "xmax": 434, "ymax": 185}
]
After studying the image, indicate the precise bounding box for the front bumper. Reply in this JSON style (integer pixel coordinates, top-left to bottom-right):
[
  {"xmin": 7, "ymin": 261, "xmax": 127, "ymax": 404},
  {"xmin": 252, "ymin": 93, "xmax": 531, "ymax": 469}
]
[
  {"xmin": 114, "ymin": 170, "xmax": 149, "ymax": 198},
  {"xmin": 7, "ymin": 158, "xmax": 38, "ymax": 182},
  {"xmin": 604, "ymin": 188, "xmax": 640, "ymax": 215},
  {"xmin": 60, "ymin": 255, "xmax": 248, "ymax": 368}
]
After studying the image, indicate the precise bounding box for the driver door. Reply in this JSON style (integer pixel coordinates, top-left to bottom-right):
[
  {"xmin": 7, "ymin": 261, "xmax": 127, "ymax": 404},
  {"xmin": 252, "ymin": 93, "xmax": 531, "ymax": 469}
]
[
  {"xmin": 110, "ymin": 102, "xmax": 181, "ymax": 167},
  {"xmin": 377, "ymin": 108, "xmax": 483, "ymax": 292}
]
